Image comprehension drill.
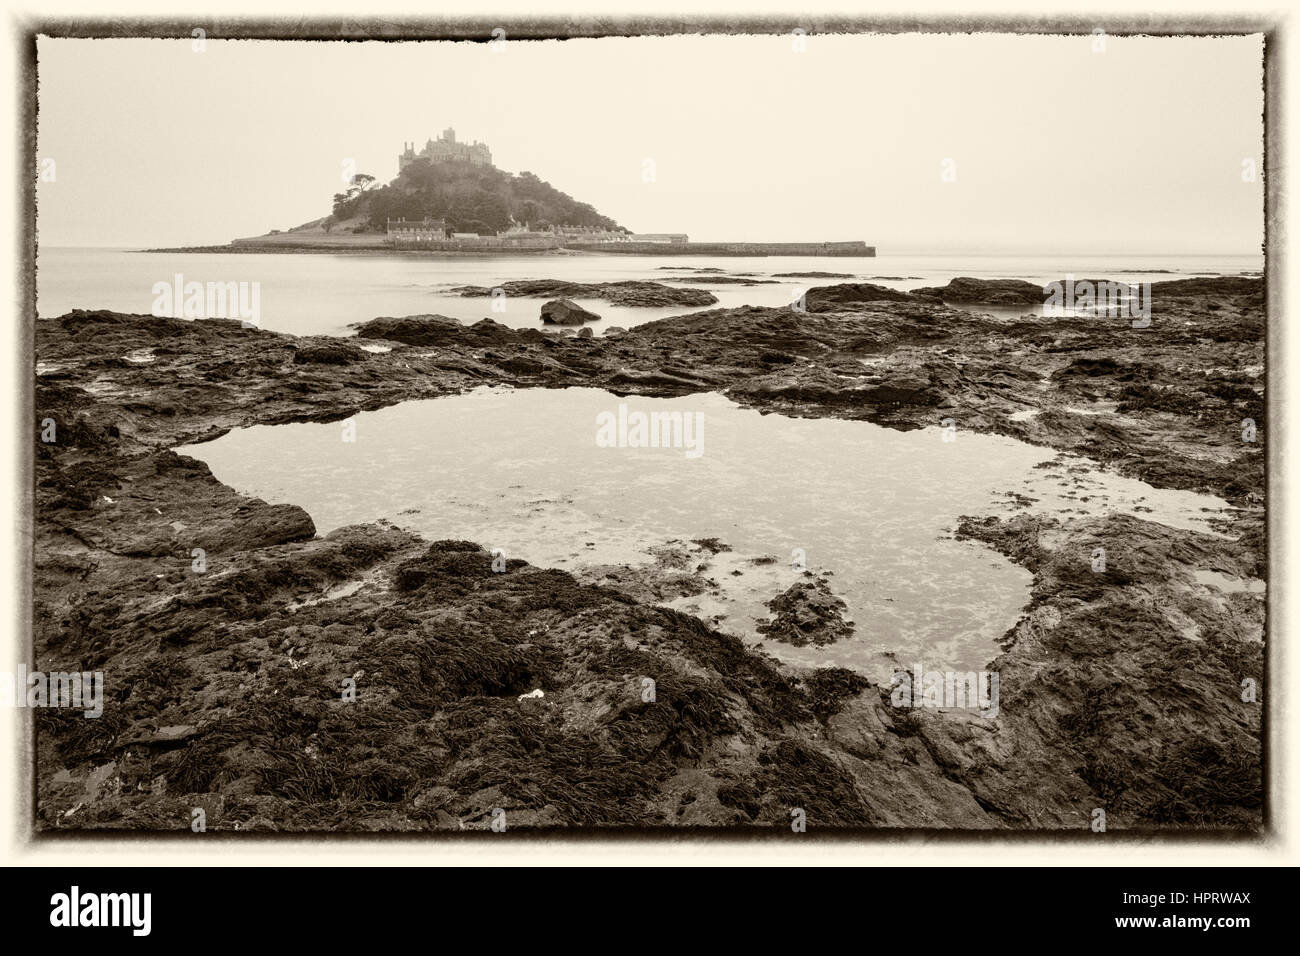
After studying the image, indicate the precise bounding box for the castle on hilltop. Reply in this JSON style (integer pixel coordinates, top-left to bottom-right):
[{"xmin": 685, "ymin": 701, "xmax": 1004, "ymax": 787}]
[{"xmin": 398, "ymin": 128, "xmax": 492, "ymax": 171}]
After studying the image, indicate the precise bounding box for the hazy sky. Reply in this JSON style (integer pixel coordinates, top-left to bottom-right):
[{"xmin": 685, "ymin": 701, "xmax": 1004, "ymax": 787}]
[{"xmin": 36, "ymin": 32, "xmax": 1264, "ymax": 253}]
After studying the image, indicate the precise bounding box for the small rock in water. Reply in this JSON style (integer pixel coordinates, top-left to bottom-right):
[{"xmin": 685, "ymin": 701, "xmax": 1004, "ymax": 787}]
[
  {"xmin": 540, "ymin": 298, "xmax": 600, "ymax": 325},
  {"xmin": 757, "ymin": 577, "xmax": 855, "ymax": 647}
]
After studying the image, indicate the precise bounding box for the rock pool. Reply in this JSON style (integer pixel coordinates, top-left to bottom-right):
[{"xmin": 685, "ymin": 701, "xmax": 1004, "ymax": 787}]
[{"xmin": 177, "ymin": 386, "xmax": 1231, "ymax": 681}]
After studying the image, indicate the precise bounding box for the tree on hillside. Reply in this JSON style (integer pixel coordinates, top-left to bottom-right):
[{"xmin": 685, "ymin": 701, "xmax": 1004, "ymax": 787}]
[{"xmin": 332, "ymin": 173, "xmax": 378, "ymax": 220}]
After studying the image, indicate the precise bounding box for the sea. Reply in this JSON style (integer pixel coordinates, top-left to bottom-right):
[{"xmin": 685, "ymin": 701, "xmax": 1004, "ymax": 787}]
[{"xmin": 35, "ymin": 247, "xmax": 1264, "ymax": 338}]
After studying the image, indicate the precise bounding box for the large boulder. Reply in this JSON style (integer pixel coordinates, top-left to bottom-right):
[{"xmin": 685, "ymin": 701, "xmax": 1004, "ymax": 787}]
[{"xmin": 541, "ymin": 298, "xmax": 600, "ymax": 325}]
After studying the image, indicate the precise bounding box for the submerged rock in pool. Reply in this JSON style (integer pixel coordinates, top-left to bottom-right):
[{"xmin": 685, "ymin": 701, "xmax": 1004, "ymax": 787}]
[{"xmin": 757, "ymin": 577, "xmax": 856, "ymax": 647}]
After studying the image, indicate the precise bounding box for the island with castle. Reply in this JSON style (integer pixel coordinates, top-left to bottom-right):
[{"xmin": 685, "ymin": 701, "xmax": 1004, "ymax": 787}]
[{"xmin": 172, "ymin": 127, "xmax": 874, "ymax": 257}]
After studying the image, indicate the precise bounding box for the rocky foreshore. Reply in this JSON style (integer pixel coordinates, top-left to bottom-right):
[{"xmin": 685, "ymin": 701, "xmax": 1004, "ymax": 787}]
[{"xmin": 33, "ymin": 275, "xmax": 1264, "ymax": 831}]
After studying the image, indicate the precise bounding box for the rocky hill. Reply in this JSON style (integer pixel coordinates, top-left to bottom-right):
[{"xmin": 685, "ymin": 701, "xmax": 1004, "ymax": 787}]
[{"xmin": 330, "ymin": 159, "xmax": 627, "ymax": 236}]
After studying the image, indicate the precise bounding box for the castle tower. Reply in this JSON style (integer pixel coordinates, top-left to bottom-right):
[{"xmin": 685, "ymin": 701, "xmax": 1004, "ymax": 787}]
[
  {"xmin": 400, "ymin": 129, "xmax": 492, "ymax": 171},
  {"xmin": 397, "ymin": 141, "xmax": 417, "ymax": 172}
]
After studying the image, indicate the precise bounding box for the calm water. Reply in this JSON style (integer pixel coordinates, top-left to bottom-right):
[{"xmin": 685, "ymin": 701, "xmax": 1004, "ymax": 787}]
[
  {"xmin": 176, "ymin": 387, "xmax": 1231, "ymax": 680},
  {"xmin": 37, "ymin": 247, "xmax": 1263, "ymax": 338}
]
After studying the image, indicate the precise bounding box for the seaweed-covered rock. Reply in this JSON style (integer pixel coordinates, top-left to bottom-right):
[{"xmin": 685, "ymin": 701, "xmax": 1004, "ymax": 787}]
[
  {"xmin": 352, "ymin": 314, "xmax": 462, "ymax": 345},
  {"xmin": 757, "ymin": 578, "xmax": 855, "ymax": 647},
  {"xmin": 293, "ymin": 342, "xmax": 367, "ymax": 365},
  {"xmin": 912, "ymin": 277, "xmax": 1045, "ymax": 304},
  {"xmin": 803, "ymin": 282, "xmax": 916, "ymax": 311}
]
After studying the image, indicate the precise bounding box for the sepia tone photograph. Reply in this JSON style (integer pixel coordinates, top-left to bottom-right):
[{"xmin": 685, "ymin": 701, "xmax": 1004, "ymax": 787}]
[{"xmin": 13, "ymin": 10, "xmax": 1280, "ymax": 875}]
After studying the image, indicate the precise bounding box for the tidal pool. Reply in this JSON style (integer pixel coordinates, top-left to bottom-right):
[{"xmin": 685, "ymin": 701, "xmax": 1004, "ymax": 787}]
[{"xmin": 177, "ymin": 387, "xmax": 1231, "ymax": 680}]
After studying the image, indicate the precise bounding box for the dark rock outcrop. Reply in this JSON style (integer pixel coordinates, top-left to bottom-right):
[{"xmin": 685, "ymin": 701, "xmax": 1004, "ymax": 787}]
[
  {"xmin": 293, "ymin": 342, "xmax": 368, "ymax": 365},
  {"xmin": 803, "ymin": 282, "xmax": 916, "ymax": 311},
  {"xmin": 1149, "ymin": 276, "xmax": 1266, "ymax": 301},
  {"xmin": 541, "ymin": 298, "xmax": 600, "ymax": 325},
  {"xmin": 912, "ymin": 276, "xmax": 1046, "ymax": 304},
  {"xmin": 452, "ymin": 279, "xmax": 717, "ymax": 308},
  {"xmin": 352, "ymin": 314, "xmax": 463, "ymax": 346},
  {"xmin": 772, "ymin": 271, "xmax": 855, "ymax": 279}
]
